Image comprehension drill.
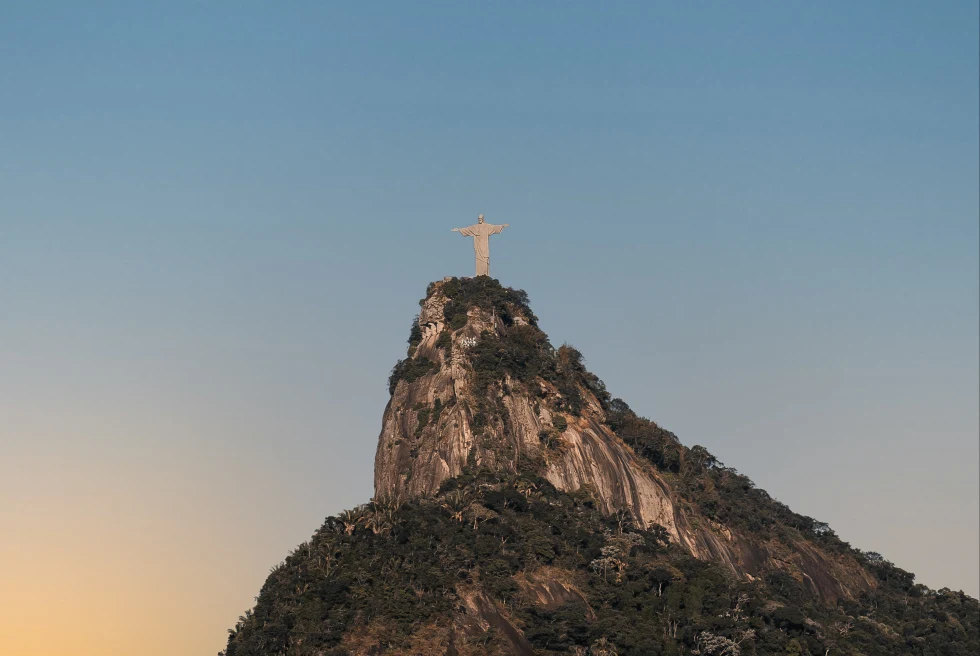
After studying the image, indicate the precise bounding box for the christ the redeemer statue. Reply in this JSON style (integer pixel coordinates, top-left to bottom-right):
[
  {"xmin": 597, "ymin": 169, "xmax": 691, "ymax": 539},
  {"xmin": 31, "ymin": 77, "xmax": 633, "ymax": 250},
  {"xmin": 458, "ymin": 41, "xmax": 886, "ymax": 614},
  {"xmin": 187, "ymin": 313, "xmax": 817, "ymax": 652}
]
[{"xmin": 452, "ymin": 214, "xmax": 510, "ymax": 277}]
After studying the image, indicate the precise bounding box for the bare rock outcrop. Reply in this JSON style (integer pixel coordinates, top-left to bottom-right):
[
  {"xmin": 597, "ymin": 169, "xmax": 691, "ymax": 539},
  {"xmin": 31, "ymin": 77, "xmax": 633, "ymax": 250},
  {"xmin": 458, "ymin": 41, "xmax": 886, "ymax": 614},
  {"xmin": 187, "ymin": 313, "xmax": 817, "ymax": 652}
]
[
  {"xmin": 374, "ymin": 278, "xmax": 873, "ymax": 602},
  {"xmin": 375, "ymin": 280, "xmax": 681, "ymax": 541}
]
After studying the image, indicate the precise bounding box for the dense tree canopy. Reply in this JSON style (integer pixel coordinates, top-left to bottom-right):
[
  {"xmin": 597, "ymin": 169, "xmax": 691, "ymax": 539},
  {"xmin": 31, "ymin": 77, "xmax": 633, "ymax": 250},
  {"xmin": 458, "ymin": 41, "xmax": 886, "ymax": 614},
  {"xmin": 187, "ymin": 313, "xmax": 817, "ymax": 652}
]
[{"xmin": 222, "ymin": 469, "xmax": 978, "ymax": 655}]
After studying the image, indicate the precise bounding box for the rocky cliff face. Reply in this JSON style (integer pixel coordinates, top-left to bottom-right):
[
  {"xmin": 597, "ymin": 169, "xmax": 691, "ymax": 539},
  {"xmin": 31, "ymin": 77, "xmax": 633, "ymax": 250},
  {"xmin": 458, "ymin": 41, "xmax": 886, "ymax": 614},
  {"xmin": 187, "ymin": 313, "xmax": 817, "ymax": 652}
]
[
  {"xmin": 375, "ymin": 278, "xmax": 677, "ymax": 530},
  {"xmin": 376, "ymin": 278, "xmax": 872, "ymax": 602}
]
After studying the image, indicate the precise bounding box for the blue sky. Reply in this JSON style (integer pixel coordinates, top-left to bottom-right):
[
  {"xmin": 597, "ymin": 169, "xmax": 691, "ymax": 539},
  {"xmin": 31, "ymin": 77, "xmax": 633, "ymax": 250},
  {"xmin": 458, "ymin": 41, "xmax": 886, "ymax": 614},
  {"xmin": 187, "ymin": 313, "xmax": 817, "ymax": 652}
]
[{"xmin": 1, "ymin": 3, "xmax": 977, "ymax": 654}]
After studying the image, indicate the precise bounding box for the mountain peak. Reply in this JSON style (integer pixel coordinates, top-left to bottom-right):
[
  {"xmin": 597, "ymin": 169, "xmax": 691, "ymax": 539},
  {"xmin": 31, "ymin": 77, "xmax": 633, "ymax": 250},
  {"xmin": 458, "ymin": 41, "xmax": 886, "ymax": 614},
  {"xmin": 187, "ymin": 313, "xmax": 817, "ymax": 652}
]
[{"xmin": 378, "ymin": 277, "xmax": 614, "ymax": 502}]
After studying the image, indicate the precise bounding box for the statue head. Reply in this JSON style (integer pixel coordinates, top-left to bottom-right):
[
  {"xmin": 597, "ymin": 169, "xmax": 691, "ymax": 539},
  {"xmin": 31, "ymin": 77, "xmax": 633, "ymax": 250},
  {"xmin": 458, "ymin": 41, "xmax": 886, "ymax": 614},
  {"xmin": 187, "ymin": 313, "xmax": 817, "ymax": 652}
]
[{"xmin": 478, "ymin": 214, "xmax": 484, "ymax": 223}]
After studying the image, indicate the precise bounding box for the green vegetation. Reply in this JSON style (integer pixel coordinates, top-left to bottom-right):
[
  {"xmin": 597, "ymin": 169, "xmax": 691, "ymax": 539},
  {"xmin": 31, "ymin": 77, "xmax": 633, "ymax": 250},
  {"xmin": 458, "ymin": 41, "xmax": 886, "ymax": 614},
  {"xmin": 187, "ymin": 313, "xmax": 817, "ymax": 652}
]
[
  {"xmin": 387, "ymin": 356, "xmax": 438, "ymax": 395},
  {"xmin": 603, "ymin": 398, "xmax": 684, "ymax": 472},
  {"xmin": 466, "ymin": 330, "xmax": 599, "ymax": 417},
  {"xmin": 435, "ymin": 329, "xmax": 452, "ymax": 350},
  {"xmin": 412, "ymin": 399, "xmax": 444, "ymax": 439},
  {"xmin": 222, "ymin": 469, "xmax": 979, "ymax": 656},
  {"xmin": 407, "ymin": 316, "xmax": 423, "ymax": 352},
  {"xmin": 438, "ymin": 276, "xmax": 537, "ymax": 329}
]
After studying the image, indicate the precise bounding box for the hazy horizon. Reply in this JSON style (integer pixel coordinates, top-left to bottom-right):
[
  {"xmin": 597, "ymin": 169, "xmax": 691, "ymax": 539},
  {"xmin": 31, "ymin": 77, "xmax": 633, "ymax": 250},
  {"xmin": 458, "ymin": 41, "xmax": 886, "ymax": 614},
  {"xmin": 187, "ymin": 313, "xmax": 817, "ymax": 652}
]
[{"xmin": 1, "ymin": 3, "xmax": 977, "ymax": 655}]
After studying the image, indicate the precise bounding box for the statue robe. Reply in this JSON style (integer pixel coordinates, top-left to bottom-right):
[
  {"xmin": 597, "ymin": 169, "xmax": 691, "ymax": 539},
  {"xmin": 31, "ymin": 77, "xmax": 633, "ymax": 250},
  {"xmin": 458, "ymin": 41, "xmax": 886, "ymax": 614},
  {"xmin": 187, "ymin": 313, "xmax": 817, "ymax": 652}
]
[{"xmin": 457, "ymin": 222, "xmax": 506, "ymax": 276}]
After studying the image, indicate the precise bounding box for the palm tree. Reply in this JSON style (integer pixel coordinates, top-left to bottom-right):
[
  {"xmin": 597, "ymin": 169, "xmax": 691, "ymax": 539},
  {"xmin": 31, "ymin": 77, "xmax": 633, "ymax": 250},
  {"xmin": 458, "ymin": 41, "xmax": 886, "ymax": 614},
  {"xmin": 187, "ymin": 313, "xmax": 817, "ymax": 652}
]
[
  {"xmin": 340, "ymin": 507, "xmax": 367, "ymax": 535},
  {"xmin": 590, "ymin": 637, "xmax": 618, "ymax": 655},
  {"xmin": 441, "ymin": 490, "xmax": 469, "ymax": 523}
]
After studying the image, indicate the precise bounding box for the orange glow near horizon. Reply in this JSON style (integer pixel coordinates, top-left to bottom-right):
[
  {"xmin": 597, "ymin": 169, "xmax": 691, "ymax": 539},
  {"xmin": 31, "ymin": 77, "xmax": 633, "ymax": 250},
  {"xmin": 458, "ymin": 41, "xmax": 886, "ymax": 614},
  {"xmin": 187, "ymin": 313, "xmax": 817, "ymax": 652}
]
[{"xmin": 0, "ymin": 422, "xmax": 336, "ymax": 656}]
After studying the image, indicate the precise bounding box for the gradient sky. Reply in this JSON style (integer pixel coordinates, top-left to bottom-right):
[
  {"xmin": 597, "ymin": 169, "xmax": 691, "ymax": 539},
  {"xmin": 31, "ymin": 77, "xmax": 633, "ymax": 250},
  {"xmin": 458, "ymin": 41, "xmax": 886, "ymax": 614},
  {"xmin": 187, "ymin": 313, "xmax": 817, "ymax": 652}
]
[{"xmin": 1, "ymin": 3, "xmax": 977, "ymax": 655}]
